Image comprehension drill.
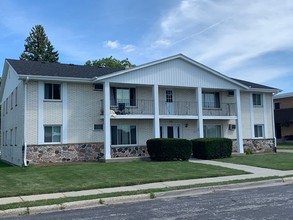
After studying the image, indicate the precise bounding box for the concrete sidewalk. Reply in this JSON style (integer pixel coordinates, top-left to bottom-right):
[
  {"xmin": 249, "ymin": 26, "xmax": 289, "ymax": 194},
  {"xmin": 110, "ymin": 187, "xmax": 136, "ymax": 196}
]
[{"xmin": 1, "ymin": 159, "xmax": 293, "ymax": 207}]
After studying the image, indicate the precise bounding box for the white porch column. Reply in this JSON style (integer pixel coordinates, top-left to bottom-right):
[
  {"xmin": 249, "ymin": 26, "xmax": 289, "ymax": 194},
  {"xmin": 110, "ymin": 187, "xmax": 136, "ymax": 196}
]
[
  {"xmin": 249, "ymin": 93, "xmax": 255, "ymax": 138},
  {"xmin": 196, "ymin": 87, "xmax": 204, "ymax": 138},
  {"xmin": 103, "ymin": 81, "xmax": 111, "ymax": 160},
  {"xmin": 38, "ymin": 82, "xmax": 44, "ymax": 144},
  {"xmin": 263, "ymin": 93, "xmax": 268, "ymax": 138},
  {"xmin": 62, "ymin": 83, "xmax": 68, "ymax": 143},
  {"xmin": 235, "ymin": 89, "xmax": 244, "ymax": 153},
  {"xmin": 153, "ymin": 84, "xmax": 160, "ymax": 138}
]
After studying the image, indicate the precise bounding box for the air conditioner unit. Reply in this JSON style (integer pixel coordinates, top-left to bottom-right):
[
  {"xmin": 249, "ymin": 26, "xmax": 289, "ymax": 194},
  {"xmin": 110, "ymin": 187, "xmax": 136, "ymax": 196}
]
[
  {"xmin": 229, "ymin": 124, "xmax": 236, "ymax": 130},
  {"xmin": 227, "ymin": 90, "xmax": 234, "ymax": 96},
  {"xmin": 94, "ymin": 84, "xmax": 103, "ymax": 91}
]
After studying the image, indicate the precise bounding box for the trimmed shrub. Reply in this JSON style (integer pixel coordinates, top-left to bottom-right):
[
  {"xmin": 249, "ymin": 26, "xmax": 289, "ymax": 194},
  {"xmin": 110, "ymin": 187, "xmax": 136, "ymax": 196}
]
[
  {"xmin": 147, "ymin": 138, "xmax": 192, "ymax": 161},
  {"xmin": 191, "ymin": 138, "xmax": 232, "ymax": 159}
]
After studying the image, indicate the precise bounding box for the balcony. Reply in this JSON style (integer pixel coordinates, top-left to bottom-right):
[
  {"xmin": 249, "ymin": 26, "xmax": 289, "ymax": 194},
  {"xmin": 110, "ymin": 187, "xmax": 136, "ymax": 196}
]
[
  {"xmin": 203, "ymin": 103, "xmax": 236, "ymax": 116},
  {"xmin": 101, "ymin": 99, "xmax": 154, "ymax": 115},
  {"xmin": 100, "ymin": 100, "xmax": 236, "ymax": 117}
]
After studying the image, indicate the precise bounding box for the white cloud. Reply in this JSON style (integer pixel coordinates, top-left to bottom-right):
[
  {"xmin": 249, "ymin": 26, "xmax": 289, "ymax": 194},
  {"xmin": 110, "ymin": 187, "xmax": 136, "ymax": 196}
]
[
  {"xmin": 104, "ymin": 40, "xmax": 120, "ymax": 49},
  {"xmin": 104, "ymin": 40, "xmax": 135, "ymax": 53},
  {"xmin": 147, "ymin": 0, "xmax": 293, "ymax": 85},
  {"xmin": 123, "ymin": 44, "xmax": 135, "ymax": 52}
]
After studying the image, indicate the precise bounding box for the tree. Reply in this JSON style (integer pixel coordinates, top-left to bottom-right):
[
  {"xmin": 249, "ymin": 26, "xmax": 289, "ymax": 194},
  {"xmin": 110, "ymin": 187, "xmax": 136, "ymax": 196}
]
[
  {"xmin": 20, "ymin": 25, "xmax": 59, "ymax": 62},
  {"xmin": 85, "ymin": 56, "xmax": 135, "ymax": 68}
]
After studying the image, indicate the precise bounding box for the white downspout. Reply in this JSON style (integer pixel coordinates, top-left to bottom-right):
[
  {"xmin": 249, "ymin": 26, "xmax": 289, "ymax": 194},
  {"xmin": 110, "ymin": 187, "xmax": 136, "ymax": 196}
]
[{"xmin": 23, "ymin": 76, "xmax": 29, "ymax": 167}]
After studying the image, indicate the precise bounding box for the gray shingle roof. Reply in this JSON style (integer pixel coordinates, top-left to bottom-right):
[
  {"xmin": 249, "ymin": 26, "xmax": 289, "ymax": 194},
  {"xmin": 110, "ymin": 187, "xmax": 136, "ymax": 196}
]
[
  {"xmin": 6, "ymin": 59, "xmax": 124, "ymax": 79},
  {"xmin": 231, "ymin": 78, "xmax": 278, "ymax": 90},
  {"xmin": 6, "ymin": 59, "xmax": 278, "ymax": 91}
]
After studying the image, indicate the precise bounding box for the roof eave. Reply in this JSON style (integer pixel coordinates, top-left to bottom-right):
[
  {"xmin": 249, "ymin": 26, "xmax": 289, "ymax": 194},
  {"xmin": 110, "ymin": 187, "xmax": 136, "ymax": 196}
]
[
  {"xmin": 18, "ymin": 75, "xmax": 94, "ymax": 83},
  {"xmin": 247, "ymin": 87, "xmax": 281, "ymax": 94}
]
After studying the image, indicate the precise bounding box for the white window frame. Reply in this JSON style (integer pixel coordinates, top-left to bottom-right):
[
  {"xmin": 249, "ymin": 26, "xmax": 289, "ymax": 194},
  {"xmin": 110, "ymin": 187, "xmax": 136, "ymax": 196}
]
[
  {"xmin": 254, "ymin": 124, "xmax": 264, "ymax": 138},
  {"xmin": 253, "ymin": 94, "xmax": 262, "ymax": 107},
  {"xmin": 10, "ymin": 92, "xmax": 13, "ymax": 110},
  {"xmin": 15, "ymin": 87, "xmax": 18, "ymax": 107},
  {"xmin": 111, "ymin": 125, "xmax": 137, "ymax": 146},
  {"xmin": 14, "ymin": 127, "xmax": 17, "ymax": 146},
  {"xmin": 44, "ymin": 83, "xmax": 61, "ymax": 100},
  {"xmin": 203, "ymin": 124, "xmax": 222, "ymax": 138},
  {"xmin": 44, "ymin": 125, "xmax": 62, "ymax": 143},
  {"xmin": 202, "ymin": 92, "xmax": 220, "ymax": 109},
  {"xmin": 110, "ymin": 87, "xmax": 136, "ymax": 107}
]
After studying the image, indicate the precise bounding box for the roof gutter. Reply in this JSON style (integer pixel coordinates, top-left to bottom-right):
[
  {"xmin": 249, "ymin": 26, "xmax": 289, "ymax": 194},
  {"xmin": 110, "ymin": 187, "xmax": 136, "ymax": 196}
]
[
  {"xmin": 23, "ymin": 76, "xmax": 29, "ymax": 167},
  {"xmin": 18, "ymin": 75, "xmax": 94, "ymax": 83}
]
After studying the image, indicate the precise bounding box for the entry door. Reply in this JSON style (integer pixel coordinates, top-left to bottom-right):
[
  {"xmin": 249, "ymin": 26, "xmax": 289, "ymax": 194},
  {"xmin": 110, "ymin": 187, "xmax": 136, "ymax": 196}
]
[
  {"xmin": 160, "ymin": 125, "xmax": 181, "ymax": 138},
  {"xmin": 165, "ymin": 90, "xmax": 174, "ymax": 115}
]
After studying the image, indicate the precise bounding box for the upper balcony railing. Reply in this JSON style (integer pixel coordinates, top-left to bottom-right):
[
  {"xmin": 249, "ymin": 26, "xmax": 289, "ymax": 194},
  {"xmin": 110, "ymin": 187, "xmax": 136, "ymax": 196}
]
[
  {"xmin": 100, "ymin": 99, "xmax": 236, "ymax": 116},
  {"xmin": 203, "ymin": 102, "xmax": 236, "ymax": 116}
]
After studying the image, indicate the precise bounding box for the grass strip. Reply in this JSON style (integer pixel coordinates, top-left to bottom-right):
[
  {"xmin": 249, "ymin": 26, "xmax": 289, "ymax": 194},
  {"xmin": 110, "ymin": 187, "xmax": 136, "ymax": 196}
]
[
  {"xmin": 1, "ymin": 175, "xmax": 292, "ymax": 211},
  {"xmin": 0, "ymin": 161, "xmax": 247, "ymax": 198},
  {"xmin": 216, "ymin": 153, "xmax": 293, "ymax": 170}
]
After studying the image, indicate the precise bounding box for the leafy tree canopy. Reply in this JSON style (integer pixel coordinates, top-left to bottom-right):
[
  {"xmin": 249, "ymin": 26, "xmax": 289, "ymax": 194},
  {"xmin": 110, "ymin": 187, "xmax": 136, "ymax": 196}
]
[
  {"xmin": 85, "ymin": 56, "xmax": 135, "ymax": 68},
  {"xmin": 20, "ymin": 25, "xmax": 59, "ymax": 62}
]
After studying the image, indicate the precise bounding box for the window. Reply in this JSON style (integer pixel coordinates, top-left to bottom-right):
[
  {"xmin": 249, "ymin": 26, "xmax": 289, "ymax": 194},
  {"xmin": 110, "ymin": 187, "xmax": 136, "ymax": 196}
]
[
  {"xmin": 274, "ymin": 102, "xmax": 280, "ymax": 110},
  {"xmin": 94, "ymin": 124, "xmax": 103, "ymax": 130},
  {"xmin": 254, "ymin": 125, "xmax": 264, "ymax": 138},
  {"xmin": 253, "ymin": 94, "xmax": 262, "ymax": 106},
  {"xmin": 1, "ymin": 101, "xmax": 6, "ymax": 117},
  {"xmin": 204, "ymin": 125, "xmax": 222, "ymax": 138},
  {"xmin": 44, "ymin": 126, "xmax": 61, "ymax": 143},
  {"xmin": 111, "ymin": 125, "xmax": 136, "ymax": 145},
  {"xmin": 10, "ymin": 92, "xmax": 13, "ymax": 109},
  {"xmin": 202, "ymin": 92, "xmax": 220, "ymax": 108},
  {"xmin": 15, "ymin": 87, "xmax": 18, "ymax": 106},
  {"xmin": 6, "ymin": 98, "xmax": 8, "ymax": 114},
  {"xmin": 14, "ymin": 127, "xmax": 17, "ymax": 146},
  {"xmin": 110, "ymin": 87, "xmax": 136, "ymax": 106},
  {"xmin": 166, "ymin": 90, "xmax": 173, "ymax": 102},
  {"xmin": 10, "ymin": 129, "xmax": 13, "ymax": 146},
  {"xmin": 44, "ymin": 83, "xmax": 61, "ymax": 100},
  {"xmin": 5, "ymin": 131, "xmax": 8, "ymax": 146}
]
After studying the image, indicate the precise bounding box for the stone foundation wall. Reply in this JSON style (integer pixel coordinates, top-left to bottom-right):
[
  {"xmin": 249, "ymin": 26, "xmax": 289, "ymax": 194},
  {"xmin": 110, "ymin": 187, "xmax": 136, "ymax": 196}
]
[
  {"xmin": 111, "ymin": 146, "xmax": 149, "ymax": 158},
  {"xmin": 26, "ymin": 143, "xmax": 104, "ymax": 164},
  {"xmin": 232, "ymin": 139, "xmax": 275, "ymax": 153}
]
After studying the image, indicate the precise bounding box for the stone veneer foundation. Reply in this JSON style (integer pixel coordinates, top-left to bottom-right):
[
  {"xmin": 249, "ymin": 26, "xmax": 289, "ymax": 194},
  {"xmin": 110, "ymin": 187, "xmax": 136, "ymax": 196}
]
[
  {"xmin": 232, "ymin": 139, "xmax": 275, "ymax": 152},
  {"xmin": 111, "ymin": 146, "xmax": 149, "ymax": 158},
  {"xmin": 26, "ymin": 143, "xmax": 104, "ymax": 164}
]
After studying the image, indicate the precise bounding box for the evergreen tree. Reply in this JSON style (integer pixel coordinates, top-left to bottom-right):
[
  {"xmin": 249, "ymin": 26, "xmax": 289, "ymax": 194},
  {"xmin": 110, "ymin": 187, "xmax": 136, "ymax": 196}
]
[{"xmin": 20, "ymin": 25, "xmax": 59, "ymax": 62}]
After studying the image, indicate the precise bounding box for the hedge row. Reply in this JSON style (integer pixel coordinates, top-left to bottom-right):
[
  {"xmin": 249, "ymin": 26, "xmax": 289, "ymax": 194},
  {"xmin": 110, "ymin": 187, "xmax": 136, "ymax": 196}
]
[
  {"xmin": 147, "ymin": 138, "xmax": 232, "ymax": 161},
  {"xmin": 191, "ymin": 138, "xmax": 232, "ymax": 159},
  {"xmin": 147, "ymin": 138, "xmax": 191, "ymax": 161}
]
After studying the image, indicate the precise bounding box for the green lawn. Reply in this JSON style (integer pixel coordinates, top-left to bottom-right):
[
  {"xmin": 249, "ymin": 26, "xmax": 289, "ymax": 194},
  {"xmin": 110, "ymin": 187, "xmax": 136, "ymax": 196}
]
[
  {"xmin": 216, "ymin": 153, "xmax": 293, "ymax": 170},
  {"xmin": 277, "ymin": 142, "xmax": 293, "ymax": 149},
  {"xmin": 0, "ymin": 160, "xmax": 246, "ymax": 198}
]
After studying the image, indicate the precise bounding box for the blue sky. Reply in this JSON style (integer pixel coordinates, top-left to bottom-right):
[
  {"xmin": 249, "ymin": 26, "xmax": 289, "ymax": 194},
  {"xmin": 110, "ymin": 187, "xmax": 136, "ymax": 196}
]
[{"xmin": 0, "ymin": 0, "xmax": 292, "ymax": 93}]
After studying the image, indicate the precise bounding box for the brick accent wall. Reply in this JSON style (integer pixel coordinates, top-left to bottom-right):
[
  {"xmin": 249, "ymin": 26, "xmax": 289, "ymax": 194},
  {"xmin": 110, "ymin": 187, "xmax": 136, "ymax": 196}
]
[{"xmin": 26, "ymin": 143, "xmax": 104, "ymax": 164}]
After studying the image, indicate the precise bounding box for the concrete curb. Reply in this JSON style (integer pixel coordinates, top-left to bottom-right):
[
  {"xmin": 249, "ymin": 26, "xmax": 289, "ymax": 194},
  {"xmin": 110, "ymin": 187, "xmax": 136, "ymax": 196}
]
[
  {"xmin": 1, "ymin": 179, "xmax": 292, "ymax": 218},
  {"xmin": 282, "ymin": 176, "xmax": 293, "ymax": 184}
]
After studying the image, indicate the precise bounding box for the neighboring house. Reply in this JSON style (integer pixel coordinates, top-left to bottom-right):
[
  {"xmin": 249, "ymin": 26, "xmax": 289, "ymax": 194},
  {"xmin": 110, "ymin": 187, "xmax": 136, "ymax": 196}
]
[
  {"xmin": 0, "ymin": 54, "xmax": 279, "ymax": 166},
  {"xmin": 273, "ymin": 92, "xmax": 293, "ymax": 141}
]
